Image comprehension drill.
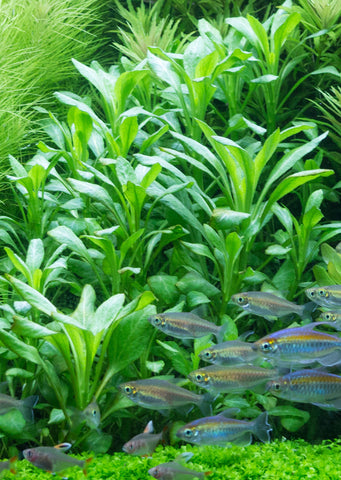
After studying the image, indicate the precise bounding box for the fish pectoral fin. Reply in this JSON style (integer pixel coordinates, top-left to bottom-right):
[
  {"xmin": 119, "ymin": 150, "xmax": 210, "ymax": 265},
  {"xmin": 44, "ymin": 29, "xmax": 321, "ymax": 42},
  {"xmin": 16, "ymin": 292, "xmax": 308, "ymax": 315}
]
[
  {"xmin": 319, "ymin": 350, "xmax": 341, "ymax": 367},
  {"xmin": 230, "ymin": 432, "xmax": 252, "ymax": 447}
]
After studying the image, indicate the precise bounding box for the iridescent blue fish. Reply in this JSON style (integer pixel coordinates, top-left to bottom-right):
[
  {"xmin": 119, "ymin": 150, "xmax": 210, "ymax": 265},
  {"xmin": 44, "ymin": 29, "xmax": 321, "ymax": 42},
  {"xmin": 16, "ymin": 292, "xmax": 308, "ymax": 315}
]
[{"xmin": 266, "ymin": 369, "xmax": 341, "ymax": 409}]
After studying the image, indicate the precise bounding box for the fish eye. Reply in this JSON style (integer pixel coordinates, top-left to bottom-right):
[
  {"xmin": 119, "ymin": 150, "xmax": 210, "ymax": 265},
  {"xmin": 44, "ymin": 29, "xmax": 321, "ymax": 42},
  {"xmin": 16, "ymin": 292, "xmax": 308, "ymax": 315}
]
[
  {"xmin": 153, "ymin": 317, "xmax": 162, "ymax": 325},
  {"xmin": 124, "ymin": 386, "xmax": 133, "ymax": 394},
  {"xmin": 196, "ymin": 374, "xmax": 204, "ymax": 382},
  {"xmin": 308, "ymin": 290, "xmax": 315, "ymax": 297},
  {"xmin": 261, "ymin": 342, "xmax": 272, "ymax": 352},
  {"xmin": 237, "ymin": 296, "xmax": 245, "ymax": 304},
  {"xmin": 203, "ymin": 351, "xmax": 212, "ymax": 359},
  {"xmin": 274, "ymin": 383, "xmax": 281, "ymax": 391},
  {"xmin": 319, "ymin": 289, "xmax": 326, "ymax": 297},
  {"xmin": 92, "ymin": 409, "xmax": 97, "ymax": 416},
  {"xmin": 184, "ymin": 429, "xmax": 193, "ymax": 438},
  {"xmin": 25, "ymin": 450, "xmax": 33, "ymax": 459}
]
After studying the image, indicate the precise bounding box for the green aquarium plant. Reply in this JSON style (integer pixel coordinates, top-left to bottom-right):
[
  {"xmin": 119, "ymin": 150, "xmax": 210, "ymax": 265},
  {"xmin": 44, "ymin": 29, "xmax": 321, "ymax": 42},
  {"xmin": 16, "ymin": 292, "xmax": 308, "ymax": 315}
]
[{"xmin": 0, "ymin": 273, "xmax": 156, "ymax": 451}]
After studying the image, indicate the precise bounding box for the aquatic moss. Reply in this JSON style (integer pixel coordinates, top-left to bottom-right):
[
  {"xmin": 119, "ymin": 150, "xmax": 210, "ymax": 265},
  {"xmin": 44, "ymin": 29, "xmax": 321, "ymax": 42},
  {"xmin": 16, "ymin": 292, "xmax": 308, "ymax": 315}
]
[{"xmin": 6, "ymin": 439, "xmax": 341, "ymax": 479}]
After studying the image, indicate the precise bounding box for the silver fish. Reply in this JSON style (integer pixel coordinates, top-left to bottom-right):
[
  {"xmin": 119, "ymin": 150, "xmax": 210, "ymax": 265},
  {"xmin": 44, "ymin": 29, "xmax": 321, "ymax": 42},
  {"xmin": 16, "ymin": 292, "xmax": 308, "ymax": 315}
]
[
  {"xmin": 305, "ymin": 285, "xmax": 341, "ymax": 308},
  {"xmin": 148, "ymin": 461, "xmax": 211, "ymax": 480},
  {"xmin": 176, "ymin": 410, "xmax": 271, "ymax": 446},
  {"xmin": 231, "ymin": 291, "xmax": 314, "ymax": 319},
  {"xmin": 188, "ymin": 365, "xmax": 278, "ymax": 394},
  {"xmin": 199, "ymin": 340, "xmax": 259, "ymax": 365},
  {"xmin": 252, "ymin": 323, "xmax": 341, "ymax": 367},
  {"xmin": 23, "ymin": 446, "xmax": 92, "ymax": 474},
  {"xmin": 266, "ymin": 369, "xmax": 341, "ymax": 409},
  {"xmin": 148, "ymin": 312, "xmax": 226, "ymax": 343},
  {"xmin": 118, "ymin": 379, "xmax": 211, "ymax": 415},
  {"xmin": 122, "ymin": 420, "xmax": 164, "ymax": 456},
  {"xmin": 0, "ymin": 394, "xmax": 38, "ymax": 422}
]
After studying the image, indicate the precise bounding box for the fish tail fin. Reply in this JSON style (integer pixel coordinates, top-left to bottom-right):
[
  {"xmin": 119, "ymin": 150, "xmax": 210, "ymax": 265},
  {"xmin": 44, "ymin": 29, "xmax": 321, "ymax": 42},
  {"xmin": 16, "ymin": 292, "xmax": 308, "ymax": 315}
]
[
  {"xmin": 21, "ymin": 395, "xmax": 39, "ymax": 422},
  {"xmin": 301, "ymin": 301, "xmax": 317, "ymax": 320},
  {"xmin": 216, "ymin": 323, "xmax": 228, "ymax": 343},
  {"xmin": 252, "ymin": 412, "xmax": 272, "ymax": 443},
  {"xmin": 83, "ymin": 457, "xmax": 93, "ymax": 476},
  {"xmin": 198, "ymin": 393, "xmax": 213, "ymax": 417},
  {"xmin": 9, "ymin": 456, "xmax": 17, "ymax": 474}
]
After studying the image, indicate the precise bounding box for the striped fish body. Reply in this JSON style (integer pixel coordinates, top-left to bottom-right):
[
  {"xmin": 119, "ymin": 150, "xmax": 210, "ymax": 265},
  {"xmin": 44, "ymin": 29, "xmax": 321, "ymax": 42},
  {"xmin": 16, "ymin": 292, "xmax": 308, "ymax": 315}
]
[
  {"xmin": 305, "ymin": 285, "xmax": 341, "ymax": 308},
  {"xmin": 148, "ymin": 313, "xmax": 225, "ymax": 343},
  {"xmin": 176, "ymin": 411, "xmax": 271, "ymax": 446},
  {"xmin": 231, "ymin": 292, "xmax": 311, "ymax": 319},
  {"xmin": 118, "ymin": 379, "xmax": 210, "ymax": 415},
  {"xmin": 266, "ymin": 369, "xmax": 341, "ymax": 409},
  {"xmin": 188, "ymin": 365, "xmax": 278, "ymax": 394},
  {"xmin": 199, "ymin": 340, "xmax": 259, "ymax": 365},
  {"xmin": 253, "ymin": 326, "xmax": 341, "ymax": 366}
]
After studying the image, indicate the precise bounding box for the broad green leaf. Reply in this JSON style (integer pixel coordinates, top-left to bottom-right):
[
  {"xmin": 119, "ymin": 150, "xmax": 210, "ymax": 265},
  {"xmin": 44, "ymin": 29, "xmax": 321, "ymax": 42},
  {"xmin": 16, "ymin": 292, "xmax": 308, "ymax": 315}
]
[
  {"xmin": 247, "ymin": 14, "xmax": 270, "ymax": 59},
  {"xmin": 146, "ymin": 360, "xmax": 165, "ymax": 374},
  {"xmin": 93, "ymin": 294, "xmax": 125, "ymax": 335},
  {"xmin": 186, "ymin": 291, "xmax": 211, "ymax": 308},
  {"xmin": 272, "ymin": 203, "xmax": 293, "ymax": 234},
  {"xmin": 321, "ymin": 244, "xmax": 341, "ymax": 273},
  {"xmin": 70, "ymin": 284, "xmax": 96, "ymax": 329},
  {"xmin": 67, "ymin": 178, "xmax": 116, "ymax": 210},
  {"xmin": 48, "ymin": 226, "xmax": 93, "ymax": 263},
  {"xmin": 0, "ymin": 329, "xmax": 42, "ymax": 364},
  {"xmin": 176, "ymin": 272, "xmax": 220, "ymax": 297},
  {"xmin": 116, "ymin": 156, "xmax": 136, "ymax": 186},
  {"xmin": 8, "ymin": 154, "xmax": 28, "ymax": 177},
  {"xmin": 157, "ymin": 340, "xmax": 192, "ymax": 377},
  {"xmin": 147, "ymin": 50, "xmax": 181, "ymax": 88},
  {"xmin": 54, "ymin": 92, "xmax": 107, "ymax": 131},
  {"xmin": 4, "ymin": 248, "xmax": 31, "ymax": 283},
  {"xmin": 181, "ymin": 241, "xmax": 215, "ymax": 262},
  {"xmin": 211, "ymin": 208, "xmax": 250, "ymax": 230},
  {"xmin": 140, "ymin": 163, "xmax": 162, "ymax": 189},
  {"xmin": 195, "ymin": 50, "xmax": 219, "ymax": 78},
  {"xmin": 226, "ymin": 17, "xmax": 259, "ymax": 47},
  {"xmin": 265, "ymin": 245, "xmax": 291, "ymax": 255},
  {"xmin": 12, "ymin": 316, "xmax": 57, "ymax": 338},
  {"xmin": 251, "ymin": 74, "xmax": 279, "ymax": 83},
  {"xmin": 119, "ymin": 115, "xmax": 138, "ymax": 156},
  {"xmin": 184, "ymin": 36, "xmax": 213, "ymax": 78},
  {"xmin": 225, "ymin": 232, "xmax": 242, "ymax": 261},
  {"xmin": 107, "ymin": 305, "xmax": 153, "ymax": 377},
  {"xmin": 114, "ymin": 70, "xmax": 148, "ymax": 114},
  {"xmin": 5, "ymin": 274, "xmax": 57, "ymax": 316},
  {"xmin": 0, "ymin": 410, "xmax": 26, "ymax": 436},
  {"xmin": 273, "ymin": 13, "xmax": 301, "ymax": 56},
  {"xmin": 148, "ymin": 275, "xmax": 179, "ymax": 304},
  {"xmin": 26, "ymin": 239, "xmax": 44, "ymax": 272}
]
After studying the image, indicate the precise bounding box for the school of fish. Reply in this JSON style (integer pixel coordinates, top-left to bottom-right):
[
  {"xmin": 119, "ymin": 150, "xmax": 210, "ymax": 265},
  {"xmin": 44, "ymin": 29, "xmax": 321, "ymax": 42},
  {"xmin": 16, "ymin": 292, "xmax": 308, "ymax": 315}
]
[{"xmin": 2, "ymin": 285, "xmax": 341, "ymax": 478}]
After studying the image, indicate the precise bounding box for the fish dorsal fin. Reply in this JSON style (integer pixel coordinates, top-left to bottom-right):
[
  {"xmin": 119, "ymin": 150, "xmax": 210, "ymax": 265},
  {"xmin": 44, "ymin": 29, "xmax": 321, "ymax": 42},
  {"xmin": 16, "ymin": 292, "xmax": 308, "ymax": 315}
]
[
  {"xmin": 219, "ymin": 408, "xmax": 240, "ymax": 418},
  {"xmin": 239, "ymin": 330, "xmax": 254, "ymax": 341},
  {"xmin": 143, "ymin": 420, "xmax": 154, "ymax": 434}
]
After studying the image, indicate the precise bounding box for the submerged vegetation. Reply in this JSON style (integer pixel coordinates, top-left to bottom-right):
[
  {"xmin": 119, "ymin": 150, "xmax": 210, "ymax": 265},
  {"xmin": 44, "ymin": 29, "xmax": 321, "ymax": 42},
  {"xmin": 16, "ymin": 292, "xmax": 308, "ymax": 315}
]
[{"xmin": 0, "ymin": 0, "xmax": 341, "ymax": 477}]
